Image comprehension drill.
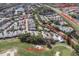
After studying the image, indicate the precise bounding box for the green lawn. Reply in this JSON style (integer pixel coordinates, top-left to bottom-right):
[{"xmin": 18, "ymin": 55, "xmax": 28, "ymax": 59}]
[
  {"xmin": 0, "ymin": 38, "xmax": 75, "ymax": 56},
  {"xmin": 52, "ymin": 46, "xmax": 72, "ymax": 56}
]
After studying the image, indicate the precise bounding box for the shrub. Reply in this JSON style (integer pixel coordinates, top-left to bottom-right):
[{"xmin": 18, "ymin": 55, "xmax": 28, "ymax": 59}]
[
  {"xmin": 74, "ymin": 45, "xmax": 79, "ymax": 55},
  {"xmin": 18, "ymin": 33, "xmax": 30, "ymax": 42}
]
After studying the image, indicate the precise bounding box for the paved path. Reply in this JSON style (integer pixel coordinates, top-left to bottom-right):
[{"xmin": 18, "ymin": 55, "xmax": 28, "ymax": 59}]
[{"xmin": 55, "ymin": 51, "xmax": 60, "ymax": 56}]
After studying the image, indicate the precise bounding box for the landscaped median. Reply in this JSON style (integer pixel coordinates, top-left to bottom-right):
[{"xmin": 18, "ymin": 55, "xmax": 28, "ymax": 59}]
[{"xmin": 33, "ymin": 14, "xmax": 43, "ymax": 31}]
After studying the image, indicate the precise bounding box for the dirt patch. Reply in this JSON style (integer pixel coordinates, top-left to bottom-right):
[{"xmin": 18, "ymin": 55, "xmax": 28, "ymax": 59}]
[{"xmin": 0, "ymin": 47, "xmax": 18, "ymax": 56}]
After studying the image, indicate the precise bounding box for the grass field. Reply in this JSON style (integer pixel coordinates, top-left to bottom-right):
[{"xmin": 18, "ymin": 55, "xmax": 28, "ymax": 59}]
[
  {"xmin": 0, "ymin": 38, "xmax": 75, "ymax": 56},
  {"xmin": 52, "ymin": 45, "xmax": 74, "ymax": 56}
]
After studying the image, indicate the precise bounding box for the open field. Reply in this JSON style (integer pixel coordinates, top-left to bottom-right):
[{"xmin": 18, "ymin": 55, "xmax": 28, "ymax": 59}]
[{"xmin": 0, "ymin": 38, "xmax": 75, "ymax": 56}]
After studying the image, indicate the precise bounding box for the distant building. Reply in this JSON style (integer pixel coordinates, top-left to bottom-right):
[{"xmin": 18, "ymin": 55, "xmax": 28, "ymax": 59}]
[{"xmin": 15, "ymin": 7, "xmax": 24, "ymax": 15}]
